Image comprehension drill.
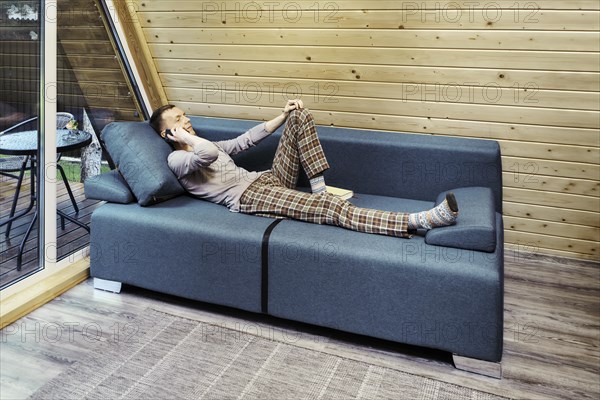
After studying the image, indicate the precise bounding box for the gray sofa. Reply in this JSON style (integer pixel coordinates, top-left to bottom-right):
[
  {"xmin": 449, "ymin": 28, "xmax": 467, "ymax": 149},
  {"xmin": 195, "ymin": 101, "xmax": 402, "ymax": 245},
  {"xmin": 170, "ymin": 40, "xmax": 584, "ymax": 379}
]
[{"xmin": 85, "ymin": 114, "xmax": 504, "ymax": 377}]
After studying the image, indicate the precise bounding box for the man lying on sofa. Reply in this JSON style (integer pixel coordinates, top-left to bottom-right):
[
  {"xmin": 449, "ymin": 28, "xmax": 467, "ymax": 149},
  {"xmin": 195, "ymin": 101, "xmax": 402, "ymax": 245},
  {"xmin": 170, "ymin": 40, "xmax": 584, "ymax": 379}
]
[{"xmin": 149, "ymin": 100, "xmax": 459, "ymax": 238}]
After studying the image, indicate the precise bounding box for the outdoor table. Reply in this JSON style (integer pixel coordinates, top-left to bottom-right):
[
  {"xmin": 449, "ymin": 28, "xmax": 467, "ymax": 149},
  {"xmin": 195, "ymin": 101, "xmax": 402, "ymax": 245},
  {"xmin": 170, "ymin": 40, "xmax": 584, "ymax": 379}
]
[{"xmin": 0, "ymin": 129, "xmax": 92, "ymax": 270}]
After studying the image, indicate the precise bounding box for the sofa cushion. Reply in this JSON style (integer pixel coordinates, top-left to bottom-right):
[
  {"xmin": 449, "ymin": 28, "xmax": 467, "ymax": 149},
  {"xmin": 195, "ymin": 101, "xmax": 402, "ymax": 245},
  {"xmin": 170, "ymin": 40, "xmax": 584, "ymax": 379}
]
[
  {"xmin": 89, "ymin": 195, "xmax": 278, "ymax": 313},
  {"xmin": 267, "ymin": 200, "xmax": 504, "ymax": 362},
  {"xmin": 84, "ymin": 170, "xmax": 135, "ymax": 204},
  {"xmin": 101, "ymin": 121, "xmax": 185, "ymax": 206},
  {"xmin": 349, "ymin": 193, "xmax": 434, "ymax": 213},
  {"xmin": 425, "ymin": 187, "xmax": 497, "ymax": 252}
]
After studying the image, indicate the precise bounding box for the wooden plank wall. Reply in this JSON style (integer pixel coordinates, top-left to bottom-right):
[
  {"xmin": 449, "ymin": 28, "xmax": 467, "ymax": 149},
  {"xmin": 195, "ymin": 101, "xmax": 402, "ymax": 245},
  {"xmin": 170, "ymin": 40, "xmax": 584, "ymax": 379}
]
[
  {"xmin": 0, "ymin": 0, "xmax": 142, "ymax": 133},
  {"xmin": 131, "ymin": 0, "xmax": 599, "ymax": 261}
]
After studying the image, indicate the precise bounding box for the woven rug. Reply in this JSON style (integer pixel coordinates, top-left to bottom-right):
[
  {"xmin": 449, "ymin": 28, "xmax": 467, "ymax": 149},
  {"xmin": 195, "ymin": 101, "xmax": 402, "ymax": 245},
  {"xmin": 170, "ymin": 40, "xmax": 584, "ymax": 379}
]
[{"xmin": 30, "ymin": 308, "xmax": 507, "ymax": 400}]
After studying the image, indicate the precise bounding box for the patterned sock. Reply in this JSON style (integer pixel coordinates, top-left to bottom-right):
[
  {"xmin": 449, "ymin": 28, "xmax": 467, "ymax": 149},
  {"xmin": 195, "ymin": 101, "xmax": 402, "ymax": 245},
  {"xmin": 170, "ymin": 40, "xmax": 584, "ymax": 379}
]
[
  {"xmin": 310, "ymin": 174, "xmax": 326, "ymax": 194},
  {"xmin": 408, "ymin": 193, "xmax": 459, "ymax": 230}
]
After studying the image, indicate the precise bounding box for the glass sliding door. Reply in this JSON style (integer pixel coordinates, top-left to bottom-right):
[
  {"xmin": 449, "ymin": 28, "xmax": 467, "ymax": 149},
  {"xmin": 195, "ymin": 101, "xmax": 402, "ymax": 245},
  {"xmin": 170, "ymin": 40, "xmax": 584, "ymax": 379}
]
[
  {"xmin": 0, "ymin": 0, "xmax": 45, "ymax": 288},
  {"xmin": 1, "ymin": 0, "xmax": 145, "ymax": 291},
  {"xmin": 52, "ymin": 0, "xmax": 145, "ymax": 262},
  {"xmin": 53, "ymin": 0, "xmax": 89, "ymax": 264}
]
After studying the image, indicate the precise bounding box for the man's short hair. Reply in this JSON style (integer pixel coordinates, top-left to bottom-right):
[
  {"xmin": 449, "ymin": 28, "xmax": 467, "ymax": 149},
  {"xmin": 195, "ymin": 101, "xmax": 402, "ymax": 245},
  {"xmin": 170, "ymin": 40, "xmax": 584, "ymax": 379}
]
[{"xmin": 149, "ymin": 104, "xmax": 176, "ymax": 134}]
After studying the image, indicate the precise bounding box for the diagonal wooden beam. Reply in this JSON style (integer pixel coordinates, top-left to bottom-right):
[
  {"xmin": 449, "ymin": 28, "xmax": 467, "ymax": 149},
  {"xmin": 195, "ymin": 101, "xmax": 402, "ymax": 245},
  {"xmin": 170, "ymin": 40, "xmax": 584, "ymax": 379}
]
[{"xmin": 101, "ymin": 0, "xmax": 168, "ymax": 113}]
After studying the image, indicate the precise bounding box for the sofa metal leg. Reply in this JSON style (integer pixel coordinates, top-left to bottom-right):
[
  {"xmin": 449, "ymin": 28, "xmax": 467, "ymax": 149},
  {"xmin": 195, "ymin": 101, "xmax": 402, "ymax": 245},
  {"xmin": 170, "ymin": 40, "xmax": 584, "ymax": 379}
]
[
  {"xmin": 452, "ymin": 354, "xmax": 502, "ymax": 379},
  {"xmin": 93, "ymin": 278, "xmax": 122, "ymax": 293}
]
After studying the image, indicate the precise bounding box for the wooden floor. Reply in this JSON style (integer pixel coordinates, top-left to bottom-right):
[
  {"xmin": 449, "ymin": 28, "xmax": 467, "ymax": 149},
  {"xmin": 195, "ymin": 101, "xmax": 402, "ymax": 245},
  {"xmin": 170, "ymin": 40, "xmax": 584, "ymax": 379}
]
[
  {"xmin": 0, "ymin": 177, "xmax": 102, "ymax": 287},
  {"xmin": 0, "ymin": 250, "xmax": 598, "ymax": 399}
]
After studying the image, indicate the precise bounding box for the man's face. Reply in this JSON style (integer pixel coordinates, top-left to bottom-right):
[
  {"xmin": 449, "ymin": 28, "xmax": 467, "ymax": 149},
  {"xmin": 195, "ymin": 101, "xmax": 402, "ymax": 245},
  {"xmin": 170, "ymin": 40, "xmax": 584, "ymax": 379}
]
[{"xmin": 160, "ymin": 107, "xmax": 195, "ymax": 136}]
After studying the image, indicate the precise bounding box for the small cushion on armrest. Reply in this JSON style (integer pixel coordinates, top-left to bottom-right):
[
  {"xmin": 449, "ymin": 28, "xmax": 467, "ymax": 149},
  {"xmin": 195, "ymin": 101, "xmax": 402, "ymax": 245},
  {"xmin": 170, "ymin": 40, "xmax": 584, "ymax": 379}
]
[
  {"xmin": 84, "ymin": 170, "xmax": 135, "ymax": 204},
  {"xmin": 101, "ymin": 122, "xmax": 185, "ymax": 206},
  {"xmin": 425, "ymin": 187, "xmax": 497, "ymax": 253}
]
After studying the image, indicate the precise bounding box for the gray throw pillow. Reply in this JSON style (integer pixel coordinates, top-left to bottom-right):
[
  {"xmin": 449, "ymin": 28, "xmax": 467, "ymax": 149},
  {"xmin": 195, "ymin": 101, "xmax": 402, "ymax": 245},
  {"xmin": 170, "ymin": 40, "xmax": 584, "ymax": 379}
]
[
  {"xmin": 101, "ymin": 121, "xmax": 184, "ymax": 206},
  {"xmin": 84, "ymin": 169, "xmax": 135, "ymax": 204},
  {"xmin": 425, "ymin": 187, "xmax": 497, "ymax": 253}
]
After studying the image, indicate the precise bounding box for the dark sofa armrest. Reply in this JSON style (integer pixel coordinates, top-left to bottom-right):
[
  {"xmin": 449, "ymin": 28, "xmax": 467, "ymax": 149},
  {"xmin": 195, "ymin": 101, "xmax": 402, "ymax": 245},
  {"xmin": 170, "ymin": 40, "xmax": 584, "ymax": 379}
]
[{"xmin": 84, "ymin": 170, "xmax": 135, "ymax": 204}]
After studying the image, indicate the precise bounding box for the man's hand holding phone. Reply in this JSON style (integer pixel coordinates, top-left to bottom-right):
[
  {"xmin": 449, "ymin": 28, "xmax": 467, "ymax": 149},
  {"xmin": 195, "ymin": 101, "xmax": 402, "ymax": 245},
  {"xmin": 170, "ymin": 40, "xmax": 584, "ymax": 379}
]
[
  {"xmin": 164, "ymin": 126, "xmax": 190, "ymax": 145},
  {"xmin": 164, "ymin": 125, "xmax": 207, "ymax": 153}
]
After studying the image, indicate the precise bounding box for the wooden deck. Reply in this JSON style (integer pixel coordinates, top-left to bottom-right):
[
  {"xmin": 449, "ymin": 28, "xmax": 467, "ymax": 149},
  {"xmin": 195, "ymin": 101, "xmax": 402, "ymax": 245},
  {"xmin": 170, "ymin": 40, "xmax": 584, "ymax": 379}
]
[{"xmin": 0, "ymin": 176, "xmax": 103, "ymax": 287}]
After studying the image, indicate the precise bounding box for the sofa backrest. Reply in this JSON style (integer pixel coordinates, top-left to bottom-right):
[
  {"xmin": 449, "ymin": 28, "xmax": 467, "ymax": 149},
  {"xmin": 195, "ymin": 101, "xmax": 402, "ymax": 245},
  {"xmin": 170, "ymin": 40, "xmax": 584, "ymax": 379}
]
[{"xmin": 191, "ymin": 115, "xmax": 503, "ymax": 213}]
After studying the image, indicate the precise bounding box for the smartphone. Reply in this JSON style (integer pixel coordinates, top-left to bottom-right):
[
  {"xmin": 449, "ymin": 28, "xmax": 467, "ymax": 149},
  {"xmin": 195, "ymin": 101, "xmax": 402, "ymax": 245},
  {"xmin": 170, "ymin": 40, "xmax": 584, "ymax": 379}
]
[{"xmin": 164, "ymin": 129, "xmax": 176, "ymax": 145}]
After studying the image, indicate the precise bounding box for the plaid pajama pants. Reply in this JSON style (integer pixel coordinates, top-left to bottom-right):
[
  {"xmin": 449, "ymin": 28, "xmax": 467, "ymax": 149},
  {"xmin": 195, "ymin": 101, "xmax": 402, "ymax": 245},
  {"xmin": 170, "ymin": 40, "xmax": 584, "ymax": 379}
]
[{"xmin": 239, "ymin": 109, "xmax": 410, "ymax": 238}]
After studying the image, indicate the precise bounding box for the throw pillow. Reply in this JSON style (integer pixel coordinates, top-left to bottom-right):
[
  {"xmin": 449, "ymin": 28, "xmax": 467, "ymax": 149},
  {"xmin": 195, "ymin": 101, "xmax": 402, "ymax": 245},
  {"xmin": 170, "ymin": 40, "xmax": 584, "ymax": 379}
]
[{"xmin": 101, "ymin": 121, "xmax": 184, "ymax": 206}]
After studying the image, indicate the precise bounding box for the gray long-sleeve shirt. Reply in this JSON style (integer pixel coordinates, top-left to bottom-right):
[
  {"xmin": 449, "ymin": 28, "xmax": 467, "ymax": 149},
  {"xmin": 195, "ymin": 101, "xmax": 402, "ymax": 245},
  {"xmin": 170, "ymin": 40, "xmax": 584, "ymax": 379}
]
[{"xmin": 167, "ymin": 123, "xmax": 271, "ymax": 211}]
